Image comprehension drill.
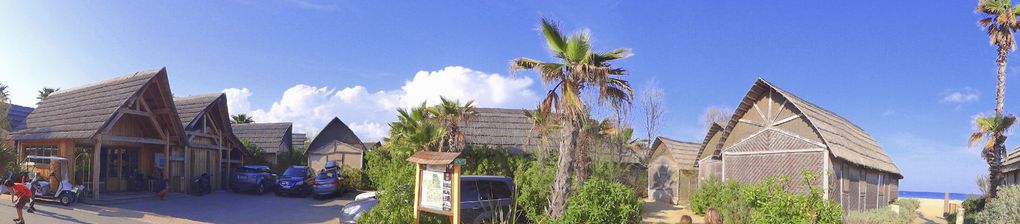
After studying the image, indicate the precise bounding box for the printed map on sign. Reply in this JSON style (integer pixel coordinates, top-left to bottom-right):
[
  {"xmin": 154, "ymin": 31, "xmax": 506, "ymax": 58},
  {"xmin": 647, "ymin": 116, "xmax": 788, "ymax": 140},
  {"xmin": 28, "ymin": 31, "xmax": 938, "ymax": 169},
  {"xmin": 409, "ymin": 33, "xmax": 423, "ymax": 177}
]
[{"xmin": 421, "ymin": 168, "xmax": 444, "ymax": 211}]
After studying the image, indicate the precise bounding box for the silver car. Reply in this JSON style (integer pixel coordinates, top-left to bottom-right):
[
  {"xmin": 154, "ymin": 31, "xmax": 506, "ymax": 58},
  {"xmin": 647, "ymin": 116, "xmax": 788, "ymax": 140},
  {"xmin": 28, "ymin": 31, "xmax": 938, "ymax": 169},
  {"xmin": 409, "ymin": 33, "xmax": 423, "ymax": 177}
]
[{"xmin": 312, "ymin": 169, "xmax": 345, "ymax": 199}]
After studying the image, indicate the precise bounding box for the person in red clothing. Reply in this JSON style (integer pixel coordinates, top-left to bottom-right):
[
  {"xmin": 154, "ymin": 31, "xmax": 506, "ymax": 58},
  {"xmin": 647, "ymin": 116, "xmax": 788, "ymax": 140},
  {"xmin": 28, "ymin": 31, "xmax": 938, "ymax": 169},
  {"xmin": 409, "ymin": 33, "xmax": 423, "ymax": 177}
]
[{"xmin": 7, "ymin": 180, "xmax": 30, "ymax": 224}]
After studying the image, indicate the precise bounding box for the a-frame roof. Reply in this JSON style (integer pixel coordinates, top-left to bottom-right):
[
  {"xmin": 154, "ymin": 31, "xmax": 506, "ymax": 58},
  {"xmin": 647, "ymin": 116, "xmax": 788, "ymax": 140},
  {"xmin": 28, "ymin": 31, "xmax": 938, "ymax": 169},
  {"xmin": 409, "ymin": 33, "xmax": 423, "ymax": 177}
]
[
  {"xmin": 695, "ymin": 122, "xmax": 724, "ymax": 163},
  {"xmin": 6, "ymin": 104, "xmax": 34, "ymax": 131},
  {"xmin": 174, "ymin": 93, "xmax": 227, "ymax": 129},
  {"xmin": 12, "ymin": 67, "xmax": 184, "ymax": 141},
  {"xmin": 308, "ymin": 117, "xmax": 365, "ymax": 154},
  {"xmin": 649, "ymin": 137, "xmax": 701, "ymax": 169},
  {"xmin": 233, "ymin": 122, "xmax": 292, "ymax": 154},
  {"xmin": 717, "ymin": 78, "xmax": 901, "ymax": 176}
]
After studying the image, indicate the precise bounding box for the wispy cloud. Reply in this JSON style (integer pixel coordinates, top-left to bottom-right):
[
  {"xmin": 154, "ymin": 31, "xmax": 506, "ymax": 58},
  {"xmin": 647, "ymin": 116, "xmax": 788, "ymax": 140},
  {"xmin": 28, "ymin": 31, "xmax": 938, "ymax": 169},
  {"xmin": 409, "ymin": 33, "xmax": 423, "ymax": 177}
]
[
  {"xmin": 284, "ymin": 0, "xmax": 339, "ymax": 12},
  {"xmin": 940, "ymin": 87, "xmax": 979, "ymax": 104}
]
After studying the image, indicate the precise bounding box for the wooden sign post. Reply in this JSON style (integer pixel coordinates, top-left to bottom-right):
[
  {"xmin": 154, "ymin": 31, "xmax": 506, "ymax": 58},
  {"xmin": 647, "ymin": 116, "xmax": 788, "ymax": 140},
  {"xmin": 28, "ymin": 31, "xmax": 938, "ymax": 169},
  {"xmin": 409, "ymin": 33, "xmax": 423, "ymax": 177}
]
[{"xmin": 407, "ymin": 151, "xmax": 465, "ymax": 224}]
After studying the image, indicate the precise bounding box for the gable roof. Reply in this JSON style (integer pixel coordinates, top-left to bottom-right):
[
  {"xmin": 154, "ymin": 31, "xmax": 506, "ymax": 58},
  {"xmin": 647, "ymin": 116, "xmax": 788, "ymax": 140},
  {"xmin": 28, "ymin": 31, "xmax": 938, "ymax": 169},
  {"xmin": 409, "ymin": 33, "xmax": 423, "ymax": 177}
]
[
  {"xmin": 12, "ymin": 68, "xmax": 176, "ymax": 140},
  {"xmin": 1005, "ymin": 147, "xmax": 1020, "ymax": 172},
  {"xmin": 174, "ymin": 93, "xmax": 225, "ymax": 129},
  {"xmin": 650, "ymin": 137, "xmax": 702, "ymax": 169},
  {"xmin": 308, "ymin": 117, "xmax": 365, "ymax": 154},
  {"xmin": 717, "ymin": 78, "xmax": 901, "ymax": 176},
  {"xmin": 6, "ymin": 104, "xmax": 33, "ymax": 130},
  {"xmin": 363, "ymin": 141, "xmax": 381, "ymax": 151},
  {"xmin": 460, "ymin": 108, "xmax": 544, "ymax": 154},
  {"xmin": 233, "ymin": 122, "xmax": 293, "ymax": 154},
  {"xmin": 695, "ymin": 122, "xmax": 725, "ymax": 162}
]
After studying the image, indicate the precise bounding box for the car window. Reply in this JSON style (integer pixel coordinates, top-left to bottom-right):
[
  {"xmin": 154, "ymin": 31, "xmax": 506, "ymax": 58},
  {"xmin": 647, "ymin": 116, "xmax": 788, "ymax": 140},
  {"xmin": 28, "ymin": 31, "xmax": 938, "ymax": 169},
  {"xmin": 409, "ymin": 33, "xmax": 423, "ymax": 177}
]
[
  {"xmin": 317, "ymin": 171, "xmax": 336, "ymax": 179},
  {"xmin": 478, "ymin": 181, "xmax": 512, "ymax": 200},
  {"xmin": 283, "ymin": 168, "xmax": 307, "ymax": 177},
  {"xmin": 460, "ymin": 181, "xmax": 479, "ymax": 202}
]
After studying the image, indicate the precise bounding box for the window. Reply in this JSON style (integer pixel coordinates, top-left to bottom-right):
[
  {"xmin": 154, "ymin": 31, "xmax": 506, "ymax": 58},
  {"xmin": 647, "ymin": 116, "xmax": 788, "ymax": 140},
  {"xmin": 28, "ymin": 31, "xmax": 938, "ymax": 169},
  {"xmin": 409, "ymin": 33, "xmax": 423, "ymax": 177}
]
[
  {"xmin": 479, "ymin": 181, "xmax": 512, "ymax": 200},
  {"xmin": 460, "ymin": 181, "xmax": 479, "ymax": 202},
  {"xmin": 25, "ymin": 146, "xmax": 58, "ymax": 164}
]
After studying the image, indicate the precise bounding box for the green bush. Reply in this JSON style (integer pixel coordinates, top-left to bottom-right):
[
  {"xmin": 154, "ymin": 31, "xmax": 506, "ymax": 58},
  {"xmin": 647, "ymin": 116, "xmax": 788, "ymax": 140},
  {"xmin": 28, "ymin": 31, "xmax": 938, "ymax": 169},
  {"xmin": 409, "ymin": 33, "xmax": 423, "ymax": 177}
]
[
  {"xmin": 561, "ymin": 177, "xmax": 642, "ymax": 224},
  {"xmin": 845, "ymin": 198, "xmax": 920, "ymax": 224},
  {"xmin": 358, "ymin": 148, "xmax": 417, "ymax": 223},
  {"xmin": 975, "ymin": 185, "xmax": 1020, "ymax": 224},
  {"xmin": 689, "ymin": 171, "xmax": 841, "ymax": 224},
  {"xmin": 461, "ymin": 145, "xmax": 530, "ymax": 177},
  {"xmin": 512, "ymin": 158, "xmax": 556, "ymax": 223},
  {"xmin": 947, "ymin": 196, "xmax": 985, "ymax": 224},
  {"xmin": 341, "ymin": 167, "xmax": 374, "ymax": 190}
]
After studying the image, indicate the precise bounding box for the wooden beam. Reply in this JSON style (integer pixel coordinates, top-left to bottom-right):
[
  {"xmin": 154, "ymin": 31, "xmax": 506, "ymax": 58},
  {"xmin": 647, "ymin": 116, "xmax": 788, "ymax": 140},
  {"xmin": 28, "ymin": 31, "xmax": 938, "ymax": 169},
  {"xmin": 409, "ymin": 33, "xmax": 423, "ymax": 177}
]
[
  {"xmin": 184, "ymin": 145, "xmax": 190, "ymax": 193},
  {"xmin": 136, "ymin": 96, "xmax": 167, "ymax": 139},
  {"xmin": 103, "ymin": 135, "xmax": 166, "ymax": 145},
  {"xmin": 93, "ymin": 134, "xmax": 103, "ymax": 199},
  {"xmin": 722, "ymin": 148, "xmax": 825, "ymax": 156},
  {"xmin": 186, "ymin": 131, "xmax": 218, "ymax": 139},
  {"xmin": 119, "ymin": 108, "xmax": 151, "ymax": 117}
]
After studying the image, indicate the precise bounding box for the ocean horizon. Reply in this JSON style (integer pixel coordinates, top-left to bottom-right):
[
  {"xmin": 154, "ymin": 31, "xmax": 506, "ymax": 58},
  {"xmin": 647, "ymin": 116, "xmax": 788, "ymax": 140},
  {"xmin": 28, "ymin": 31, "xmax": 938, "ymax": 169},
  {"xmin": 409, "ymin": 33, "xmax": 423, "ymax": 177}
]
[{"xmin": 899, "ymin": 191, "xmax": 981, "ymax": 201}]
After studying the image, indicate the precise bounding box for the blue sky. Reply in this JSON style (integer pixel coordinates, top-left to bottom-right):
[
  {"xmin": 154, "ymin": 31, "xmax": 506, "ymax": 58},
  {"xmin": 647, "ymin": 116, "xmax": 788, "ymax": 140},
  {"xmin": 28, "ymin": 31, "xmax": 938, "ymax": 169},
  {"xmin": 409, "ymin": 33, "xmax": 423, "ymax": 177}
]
[{"xmin": 0, "ymin": 1, "xmax": 1008, "ymax": 193}]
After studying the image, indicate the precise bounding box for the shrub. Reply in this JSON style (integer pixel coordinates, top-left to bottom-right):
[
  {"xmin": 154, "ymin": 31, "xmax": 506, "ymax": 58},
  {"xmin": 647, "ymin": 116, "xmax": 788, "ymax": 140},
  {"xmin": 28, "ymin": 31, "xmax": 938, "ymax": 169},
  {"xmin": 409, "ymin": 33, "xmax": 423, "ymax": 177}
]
[
  {"xmin": 341, "ymin": 167, "xmax": 374, "ymax": 190},
  {"xmin": 358, "ymin": 148, "xmax": 417, "ymax": 223},
  {"xmin": 975, "ymin": 185, "xmax": 1020, "ymax": 224},
  {"xmin": 689, "ymin": 170, "xmax": 841, "ymax": 224},
  {"xmin": 512, "ymin": 158, "xmax": 556, "ymax": 223},
  {"xmin": 845, "ymin": 198, "xmax": 920, "ymax": 224},
  {"xmin": 561, "ymin": 177, "xmax": 642, "ymax": 224}
]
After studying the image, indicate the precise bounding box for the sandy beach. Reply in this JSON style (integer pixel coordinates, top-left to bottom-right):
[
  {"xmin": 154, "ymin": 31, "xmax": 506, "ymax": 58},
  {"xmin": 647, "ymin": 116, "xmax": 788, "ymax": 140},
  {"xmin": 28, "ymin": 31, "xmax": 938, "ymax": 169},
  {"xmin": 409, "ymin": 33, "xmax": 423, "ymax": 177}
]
[{"xmin": 903, "ymin": 197, "xmax": 963, "ymax": 224}]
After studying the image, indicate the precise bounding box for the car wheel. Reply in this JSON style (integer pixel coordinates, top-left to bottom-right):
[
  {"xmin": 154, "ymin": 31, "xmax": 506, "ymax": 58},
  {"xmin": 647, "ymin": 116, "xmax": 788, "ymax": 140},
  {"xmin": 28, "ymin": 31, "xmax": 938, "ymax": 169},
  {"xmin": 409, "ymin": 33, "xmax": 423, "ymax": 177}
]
[{"xmin": 59, "ymin": 193, "xmax": 73, "ymax": 206}]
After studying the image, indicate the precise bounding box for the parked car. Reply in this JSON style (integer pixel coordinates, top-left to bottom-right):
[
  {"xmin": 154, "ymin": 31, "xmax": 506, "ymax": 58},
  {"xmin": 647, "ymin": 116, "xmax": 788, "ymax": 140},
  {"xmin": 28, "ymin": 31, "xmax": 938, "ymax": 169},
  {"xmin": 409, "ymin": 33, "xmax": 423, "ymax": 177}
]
[
  {"xmin": 232, "ymin": 165, "xmax": 276, "ymax": 194},
  {"xmin": 312, "ymin": 169, "xmax": 346, "ymax": 199},
  {"xmin": 339, "ymin": 176, "xmax": 515, "ymax": 224},
  {"xmin": 276, "ymin": 166, "xmax": 314, "ymax": 197}
]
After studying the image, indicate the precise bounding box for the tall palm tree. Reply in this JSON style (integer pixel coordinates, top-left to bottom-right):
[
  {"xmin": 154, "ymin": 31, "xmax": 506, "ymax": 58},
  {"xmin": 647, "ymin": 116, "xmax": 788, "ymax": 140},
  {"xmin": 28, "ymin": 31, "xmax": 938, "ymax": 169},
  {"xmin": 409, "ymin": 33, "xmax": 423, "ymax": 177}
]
[
  {"xmin": 231, "ymin": 114, "xmax": 254, "ymax": 124},
  {"xmin": 511, "ymin": 18, "xmax": 633, "ymax": 218},
  {"xmin": 387, "ymin": 102, "xmax": 446, "ymax": 154},
  {"xmin": 429, "ymin": 96, "xmax": 478, "ymax": 151},
  {"xmin": 970, "ymin": 114, "xmax": 1016, "ymax": 200},
  {"xmin": 36, "ymin": 87, "xmax": 58, "ymax": 103},
  {"xmin": 976, "ymin": 0, "xmax": 1020, "ymax": 200}
]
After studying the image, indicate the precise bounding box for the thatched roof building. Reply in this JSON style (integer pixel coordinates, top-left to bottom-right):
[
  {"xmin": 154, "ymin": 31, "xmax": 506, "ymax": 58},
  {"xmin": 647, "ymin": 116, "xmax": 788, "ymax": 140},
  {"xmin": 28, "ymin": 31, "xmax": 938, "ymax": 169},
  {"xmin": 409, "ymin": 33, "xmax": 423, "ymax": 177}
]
[
  {"xmin": 6, "ymin": 104, "xmax": 33, "ymax": 130},
  {"xmin": 232, "ymin": 122, "xmax": 293, "ymax": 164},
  {"xmin": 714, "ymin": 78, "xmax": 902, "ymax": 213},
  {"xmin": 293, "ymin": 133, "xmax": 307, "ymax": 150},
  {"xmin": 647, "ymin": 137, "xmax": 701, "ymax": 204},
  {"xmin": 175, "ymin": 93, "xmax": 250, "ymax": 190},
  {"xmin": 307, "ymin": 117, "xmax": 366, "ymax": 170},
  {"xmin": 460, "ymin": 108, "xmax": 543, "ymax": 154}
]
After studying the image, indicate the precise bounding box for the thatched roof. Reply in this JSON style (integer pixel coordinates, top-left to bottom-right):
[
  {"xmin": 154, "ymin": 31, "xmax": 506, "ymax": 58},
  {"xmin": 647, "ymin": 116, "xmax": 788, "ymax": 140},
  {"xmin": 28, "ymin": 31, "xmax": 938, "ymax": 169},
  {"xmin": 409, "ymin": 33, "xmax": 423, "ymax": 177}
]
[
  {"xmin": 362, "ymin": 141, "xmax": 381, "ymax": 151},
  {"xmin": 233, "ymin": 122, "xmax": 293, "ymax": 154},
  {"xmin": 12, "ymin": 68, "xmax": 181, "ymax": 140},
  {"xmin": 308, "ymin": 117, "xmax": 365, "ymax": 154},
  {"xmin": 1004, "ymin": 147, "xmax": 1020, "ymax": 172},
  {"xmin": 6, "ymin": 104, "xmax": 33, "ymax": 130},
  {"xmin": 174, "ymin": 93, "xmax": 224, "ymax": 129},
  {"xmin": 650, "ymin": 137, "xmax": 702, "ymax": 169},
  {"xmin": 695, "ymin": 122, "xmax": 724, "ymax": 162},
  {"xmin": 461, "ymin": 108, "xmax": 544, "ymax": 154},
  {"xmin": 717, "ymin": 78, "xmax": 901, "ymax": 176}
]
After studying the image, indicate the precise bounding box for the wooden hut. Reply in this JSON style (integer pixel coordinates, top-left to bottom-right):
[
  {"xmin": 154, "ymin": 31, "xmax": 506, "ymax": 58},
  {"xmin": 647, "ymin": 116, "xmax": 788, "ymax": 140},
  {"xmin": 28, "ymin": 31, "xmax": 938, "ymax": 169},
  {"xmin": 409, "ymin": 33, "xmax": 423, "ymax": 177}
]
[
  {"xmin": 646, "ymin": 137, "xmax": 701, "ymax": 205},
  {"xmin": 714, "ymin": 78, "xmax": 902, "ymax": 213},
  {"xmin": 293, "ymin": 133, "xmax": 307, "ymax": 150},
  {"xmin": 175, "ymin": 93, "xmax": 249, "ymax": 191},
  {"xmin": 695, "ymin": 122, "xmax": 725, "ymax": 184},
  {"xmin": 12, "ymin": 67, "xmax": 188, "ymax": 197},
  {"xmin": 232, "ymin": 122, "xmax": 293, "ymax": 165},
  {"xmin": 306, "ymin": 117, "xmax": 366, "ymax": 171},
  {"xmin": 1003, "ymin": 148, "xmax": 1020, "ymax": 186},
  {"xmin": 2, "ymin": 104, "xmax": 33, "ymax": 145}
]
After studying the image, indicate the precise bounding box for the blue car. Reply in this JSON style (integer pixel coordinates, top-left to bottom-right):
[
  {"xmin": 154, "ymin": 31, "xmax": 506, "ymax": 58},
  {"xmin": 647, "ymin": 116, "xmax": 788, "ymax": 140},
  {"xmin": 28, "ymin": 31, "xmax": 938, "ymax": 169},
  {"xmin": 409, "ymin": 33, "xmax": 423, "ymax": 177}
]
[
  {"xmin": 275, "ymin": 166, "xmax": 314, "ymax": 197},
  {"xmin": 231, "ymin": 165, "xmax": 276, "ymax": 195}
]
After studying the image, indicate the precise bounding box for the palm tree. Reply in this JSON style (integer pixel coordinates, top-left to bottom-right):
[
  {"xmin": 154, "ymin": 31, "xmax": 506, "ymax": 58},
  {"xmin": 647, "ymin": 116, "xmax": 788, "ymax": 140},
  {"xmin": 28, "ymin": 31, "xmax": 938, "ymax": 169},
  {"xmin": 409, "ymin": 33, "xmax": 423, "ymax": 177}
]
[
  {"xmin": 387, "ymin": 102, "xmax": 446, "ymax": 154},
  {"xmin": 978, "ymin": 0, "xmax": 1020, "ymax": 114},
  {"xmin": 511, "ymin": 18, "xmax": 633, "ymax": 218},
  {"xmin": 970, "ymin": 114, "xmax": 1017, "ymax": 200},
  {"xmin": 614, "ymin": 127, "xmax": 649, "ymax": 165},
  {"xmin": 232, "ymin": 114, "xmax": 254, "ymax": 124},
  {"xmin": 976, "ymin": 0, "xmax": 1020, "ymax": 200},
  {"xmin": 36, "ymin": 87, "xmax": 58, "ymax": 103},
  {"xmin": 429, "ymin": 96, "xmax": 478, "ymax": 151}
]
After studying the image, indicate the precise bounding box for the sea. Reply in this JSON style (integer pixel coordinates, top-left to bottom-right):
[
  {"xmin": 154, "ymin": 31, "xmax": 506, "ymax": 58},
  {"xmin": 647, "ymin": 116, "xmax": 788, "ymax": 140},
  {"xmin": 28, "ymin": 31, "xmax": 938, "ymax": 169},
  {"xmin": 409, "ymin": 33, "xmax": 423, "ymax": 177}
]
[{"xmin": 898, "ymin": 191, "xmax": 982, "ymax": 201}]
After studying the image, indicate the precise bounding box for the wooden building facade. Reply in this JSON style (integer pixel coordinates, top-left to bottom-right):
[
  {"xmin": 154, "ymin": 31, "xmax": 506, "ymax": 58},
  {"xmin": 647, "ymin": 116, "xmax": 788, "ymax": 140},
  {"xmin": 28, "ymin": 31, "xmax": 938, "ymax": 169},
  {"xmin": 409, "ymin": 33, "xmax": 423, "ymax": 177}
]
[
  {"xmin": 695, "ymin": 122, "xmax": 724, "ymax": 184},
  {"xmin": 175, "ymin": 93, "xmax": 249, "ymax": 191},
  {"xmin": 12, "ymin": 68, "xmax": 189, "ymax": 197},
  {"xmin": 232, "ymin": 122, "xmax": 293, "ymax": 165},
  {"xmin": 307, "ymin": 117, "xmax": 366, "ymax": 171},
  {"xmin": 646, "ymin": 137, "xmax": 701, "ymax": 205},
  {"xmin": 714, "ymin": 78, "xmax": 903, "ymax": 213}
]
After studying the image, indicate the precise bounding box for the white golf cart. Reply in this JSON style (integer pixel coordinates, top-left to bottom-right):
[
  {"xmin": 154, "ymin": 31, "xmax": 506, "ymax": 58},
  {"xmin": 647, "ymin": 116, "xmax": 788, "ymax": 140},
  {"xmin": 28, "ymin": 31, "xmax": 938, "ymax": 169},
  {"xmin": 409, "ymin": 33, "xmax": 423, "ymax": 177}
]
[{"xmin": 22, "ymin": 156, "xmax": 86, "ymax": 206}]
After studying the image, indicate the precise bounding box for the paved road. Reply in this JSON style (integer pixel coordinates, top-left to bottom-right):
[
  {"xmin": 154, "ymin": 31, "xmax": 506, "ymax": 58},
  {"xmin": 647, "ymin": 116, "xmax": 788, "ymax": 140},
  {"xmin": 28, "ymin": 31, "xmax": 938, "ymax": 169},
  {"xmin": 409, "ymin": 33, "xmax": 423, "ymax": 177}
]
[{"xmin": 0, "ymin": 191, "xmax": 356, "ymax": 224}]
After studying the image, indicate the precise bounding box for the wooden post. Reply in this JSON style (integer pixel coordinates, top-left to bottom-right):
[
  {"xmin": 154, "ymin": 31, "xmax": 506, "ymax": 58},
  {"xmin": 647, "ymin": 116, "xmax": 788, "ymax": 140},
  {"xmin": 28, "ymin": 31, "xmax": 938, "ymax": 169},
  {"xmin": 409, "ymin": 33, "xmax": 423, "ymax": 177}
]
[
  {"xmin": 93, "ymin": 134, "xmax": 103, "ymax": 199},
  {"xmin": 452, "ymin": 164, "xmax": 461, "ymax": 224},
  {"xmin": 164, "ymin": 131, "xmax": 170, "ymax": 191},
  {"xmin": 184, "ymin": 145, "xmax": 190, "ymax": 193},
  {"xmin": 413, "ymin": 164, "xmax": 422, "ymax": 223}
]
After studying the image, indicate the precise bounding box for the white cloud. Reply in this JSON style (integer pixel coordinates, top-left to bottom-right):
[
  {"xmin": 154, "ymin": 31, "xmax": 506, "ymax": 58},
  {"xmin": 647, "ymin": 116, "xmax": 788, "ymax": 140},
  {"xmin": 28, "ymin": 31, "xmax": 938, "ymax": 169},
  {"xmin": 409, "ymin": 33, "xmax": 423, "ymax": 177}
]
[
  {"xmin": 222, "ymin": 88, "xmax": 253, "ymax": 115},
  {"xmin": 940, "ymin": 87, "xmax": 979, "ymax": 104},
  {"xmin": 225, "ymin": 66, "xmax": 537, "ymax": 141}
]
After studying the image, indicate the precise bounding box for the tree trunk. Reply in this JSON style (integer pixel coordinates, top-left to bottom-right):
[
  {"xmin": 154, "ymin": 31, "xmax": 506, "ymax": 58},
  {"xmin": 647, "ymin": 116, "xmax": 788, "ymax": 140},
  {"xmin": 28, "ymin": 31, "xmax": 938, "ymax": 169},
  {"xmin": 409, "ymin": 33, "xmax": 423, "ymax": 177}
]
[
  {"xmin": 548, "ymin": 120, "xmax": 580, "ymax": 219},
  {"xmin": 575, "ymin": 140, "xmax": 590, "ymax": 187},
  {"xmin": 987, "ymin": 135, "xmax": 1007, "ymax": 202},
  {"xmin": 997, "ymin": 47, "xmax": 1008, "ymax": 115}
]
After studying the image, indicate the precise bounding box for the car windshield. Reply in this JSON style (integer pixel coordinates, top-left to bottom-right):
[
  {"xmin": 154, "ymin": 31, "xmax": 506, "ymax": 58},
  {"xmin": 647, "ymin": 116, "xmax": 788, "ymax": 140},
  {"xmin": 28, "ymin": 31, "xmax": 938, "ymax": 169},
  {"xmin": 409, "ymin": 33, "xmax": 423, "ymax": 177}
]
[
  {"xmin": 317, "ymin": 171, "xmax": 336, "ymax": 179},
  {"xmin": 282, "ymin": 168, "xmax": 307, "ymax": 177}
]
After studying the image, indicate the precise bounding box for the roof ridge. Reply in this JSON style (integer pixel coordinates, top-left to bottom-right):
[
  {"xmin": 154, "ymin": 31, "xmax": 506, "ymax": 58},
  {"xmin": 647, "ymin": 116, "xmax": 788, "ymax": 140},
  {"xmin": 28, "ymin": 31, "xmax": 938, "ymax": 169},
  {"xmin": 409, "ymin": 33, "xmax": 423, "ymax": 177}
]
[
  {"xmin": 174, "ymin": 93, "xmax": 223, "ymax": 100},
  {"xmin": 49, "ymin": 67, "xmax": 164, "ymax": 97}
]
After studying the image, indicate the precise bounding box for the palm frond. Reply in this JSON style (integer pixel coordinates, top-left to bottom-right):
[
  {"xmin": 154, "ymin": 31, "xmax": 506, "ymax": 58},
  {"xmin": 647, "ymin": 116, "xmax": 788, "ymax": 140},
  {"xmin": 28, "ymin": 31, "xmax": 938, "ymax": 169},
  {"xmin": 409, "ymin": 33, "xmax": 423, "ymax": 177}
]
[{"xmin": 540, "ymin": 18, "xmax": 567, "ymax": 54}]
